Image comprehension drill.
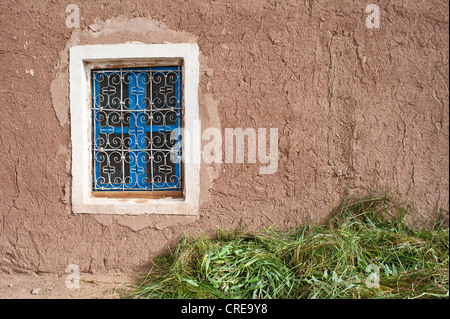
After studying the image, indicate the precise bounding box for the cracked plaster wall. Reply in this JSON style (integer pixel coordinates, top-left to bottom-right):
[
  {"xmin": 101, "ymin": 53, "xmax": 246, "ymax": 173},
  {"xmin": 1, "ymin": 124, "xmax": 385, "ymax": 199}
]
[{"xmin": 0, "ymin": 0, "xmax": 448, "ymax": 274}]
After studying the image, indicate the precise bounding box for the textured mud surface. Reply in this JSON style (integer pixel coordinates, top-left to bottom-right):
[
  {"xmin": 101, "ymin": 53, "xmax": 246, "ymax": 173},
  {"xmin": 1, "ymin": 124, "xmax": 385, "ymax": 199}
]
[
  {"xmin": 0, "ymin": 272, "xmax": 132, "ymax": 298},
  {"xmin": 0, "ymin": 0, "xmax": 448, "ymax": 275}
]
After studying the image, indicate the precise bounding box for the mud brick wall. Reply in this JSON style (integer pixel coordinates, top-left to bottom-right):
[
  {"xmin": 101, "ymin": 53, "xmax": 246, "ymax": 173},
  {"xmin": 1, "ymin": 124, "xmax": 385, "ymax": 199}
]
[{"xmin": 0, "ymin": 0, "xmax": 448, "ymax": 273}]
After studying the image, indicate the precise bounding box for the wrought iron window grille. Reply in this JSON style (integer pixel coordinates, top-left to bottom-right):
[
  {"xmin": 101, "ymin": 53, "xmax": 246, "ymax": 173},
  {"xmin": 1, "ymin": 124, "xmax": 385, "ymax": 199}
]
[{"xmin": 91, "ymin": 66, "xmax": 183, "ymax": 192}]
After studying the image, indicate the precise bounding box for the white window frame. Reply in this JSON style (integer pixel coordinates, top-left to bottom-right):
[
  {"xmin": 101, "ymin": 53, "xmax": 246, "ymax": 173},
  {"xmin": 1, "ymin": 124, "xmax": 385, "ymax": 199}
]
[{"xmin": 69, "ymin": 43, "xmax": 200, "ymax": 215}]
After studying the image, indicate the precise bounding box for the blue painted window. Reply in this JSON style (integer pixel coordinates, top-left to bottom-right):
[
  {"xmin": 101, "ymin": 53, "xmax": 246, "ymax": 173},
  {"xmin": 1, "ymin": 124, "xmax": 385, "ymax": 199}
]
[{"xmin": 91, "ymin": 66, "xmax": 182, "ymax": 191}]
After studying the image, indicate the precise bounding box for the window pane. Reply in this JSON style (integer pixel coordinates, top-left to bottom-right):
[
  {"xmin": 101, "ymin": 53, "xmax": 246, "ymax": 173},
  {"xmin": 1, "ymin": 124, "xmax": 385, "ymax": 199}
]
[
  {"xmin": 92, "ymin": 66, "xmax": 182, "ymax": 192},
  {"xmin": 93, "ymin": 133, "xmax": 130, "ymax": 190}
]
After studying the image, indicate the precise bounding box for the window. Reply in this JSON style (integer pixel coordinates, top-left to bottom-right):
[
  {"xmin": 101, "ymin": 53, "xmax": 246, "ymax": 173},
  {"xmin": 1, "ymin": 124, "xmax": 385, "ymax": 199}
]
[
  {"xmin": 92, "ymin": 66, "xmax": 183, "ymax": 196},
  {"xmin": 69, "ymin": 43, "xmax": 200, "ymax": 215}
]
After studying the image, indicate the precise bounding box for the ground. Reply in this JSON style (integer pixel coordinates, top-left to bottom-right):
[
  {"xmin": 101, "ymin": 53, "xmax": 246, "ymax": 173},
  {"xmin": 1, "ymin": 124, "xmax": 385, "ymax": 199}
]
[{"xmin": 0, "ymin": 273, "xmax": 134, "ymax": 299}]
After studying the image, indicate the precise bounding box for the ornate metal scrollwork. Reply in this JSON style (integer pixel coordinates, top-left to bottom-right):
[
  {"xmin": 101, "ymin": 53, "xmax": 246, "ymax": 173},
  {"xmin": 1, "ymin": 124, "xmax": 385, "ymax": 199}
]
[{"xmin": 91, "ymin": 67, "xmax": 182, "ymax": 191}]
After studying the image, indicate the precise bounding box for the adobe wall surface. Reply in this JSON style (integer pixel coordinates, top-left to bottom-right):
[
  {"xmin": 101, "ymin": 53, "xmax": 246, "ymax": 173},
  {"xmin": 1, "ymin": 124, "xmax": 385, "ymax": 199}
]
[{"xmin": 0, "ymin": 0, "xmax": 448, "ymax": 274}]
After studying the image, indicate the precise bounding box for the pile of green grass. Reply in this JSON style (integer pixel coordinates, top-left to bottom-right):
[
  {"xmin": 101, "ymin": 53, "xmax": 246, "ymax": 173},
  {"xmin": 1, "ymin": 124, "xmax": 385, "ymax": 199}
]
[{"xmin": 128, "ymin": 192, "xmax": 449, "ymax": 299}]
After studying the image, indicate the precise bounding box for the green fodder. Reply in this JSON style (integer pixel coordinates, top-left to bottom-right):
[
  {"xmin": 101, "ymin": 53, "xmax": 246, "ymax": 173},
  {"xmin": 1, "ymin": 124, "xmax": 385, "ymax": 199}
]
[
  {"xmin": 291, "ymin": 191, "xmax": 449, "ymax": 298},
  {"xmin": 128, "ymin": 192, "xmax": 449, "ymax": 299},
  {"xmin": 130, "ymin": 231, "xmax": 300, "ymax": 299}
]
